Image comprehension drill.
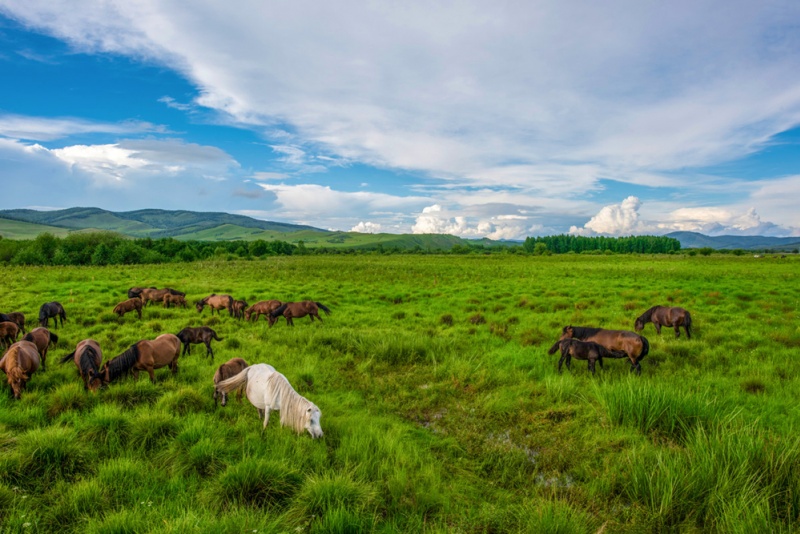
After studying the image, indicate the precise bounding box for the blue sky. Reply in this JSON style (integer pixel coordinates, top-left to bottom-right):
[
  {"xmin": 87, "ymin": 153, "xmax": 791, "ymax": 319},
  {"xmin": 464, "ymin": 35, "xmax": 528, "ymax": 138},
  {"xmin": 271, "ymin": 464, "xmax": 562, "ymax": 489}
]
[{"xmin": 1, "ymin": 1, "xmax": 799, "ymax": 238}]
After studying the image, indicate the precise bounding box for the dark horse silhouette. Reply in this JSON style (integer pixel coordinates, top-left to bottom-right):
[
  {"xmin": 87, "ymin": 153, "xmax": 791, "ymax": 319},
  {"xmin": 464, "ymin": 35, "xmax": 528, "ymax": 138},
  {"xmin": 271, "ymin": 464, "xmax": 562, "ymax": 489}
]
[
  {"xmin": 38, "ymin": 302, "xmax": 66, "ymax": 328},
  {"xmin": 559, "ymin": 326, "xmax": 649, "ymax": 375},
  {"xmin": 635, "ymin": 306, "xmax": 692, "ymax": 338},
  {"xmin": 176, "ymin": 326, "xmax": 223, "ymax": 360},
  {"xmin": 547, "ymin": 338, "xmax": 627, "ymax": 374},
  {"xmin": 269, "ymin": 301, "xmax": 331, "ymax": 327}
]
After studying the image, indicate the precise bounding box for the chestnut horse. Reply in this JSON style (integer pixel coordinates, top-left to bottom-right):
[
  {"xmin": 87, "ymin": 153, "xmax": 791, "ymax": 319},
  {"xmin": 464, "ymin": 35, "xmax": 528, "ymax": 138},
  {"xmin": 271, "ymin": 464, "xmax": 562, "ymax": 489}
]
[
  {"xmin": 163, "ymin": 294, "xmax": 188, "ymax": 309},
  {"xmin": 635, "ymin": 306, "xmax": 692, "ymax": 339},
  {"xmin": 38, "ymin": 301, "xmax": 66, "ymax": 328},
  {"xmin": 22, "ymin": 327, "xmax": 58, "ymax": 372},
  {"xmin": 559, "ymin": 326, "xmax": 649, "ymax": 375},
  {"xmin": 0, "ymin": 340, "xmax": 40, "ymax": 399},
  {"xmin": 244, "ymin": 300, "xmax": 283, "ymax": 322},
  {"xmin": 128, "ymin": 286, "xmax": 155, "ymax": 299},
  {"xmin": 548, "ymin": 339, "xmax": 627, "ymax": 374},
  {"xmin": 213, "ymin": 357, "xmax": 249, "ymax": 406},
  {"xmin": 232, "ymin": 299, "xmax": 248, "ymax": 320},
  {"xmin": 99, "ymin": 333, "xmax": 181, "ymax": 384},
  {"xmin": 59, "ymin": 339, "xmax": 104, "ymax": 392},
  {"xmin": 0, "ymin": 321, "xmax": 19, "ymax": 349},
  {"xmin": 140, "ymin": 288, "xmax": 171, "ymax": 307},
  {"xmin": 2, "ymin": 312, "xmax": 26, "ymax": 334},
  {"xmin": 176, "ymin": 326, "xmax": 223, "ymax": 359},
  {"xmin": 269, "ymin": 301, "xmax": 331, "ymax": 327},
  {"xmin": 195, "ymin": 294, "xmax": 233, "ymax": 316},
  {"xmin": 113, "ymin": 298, "xmax": 143, "ymax": 319}
]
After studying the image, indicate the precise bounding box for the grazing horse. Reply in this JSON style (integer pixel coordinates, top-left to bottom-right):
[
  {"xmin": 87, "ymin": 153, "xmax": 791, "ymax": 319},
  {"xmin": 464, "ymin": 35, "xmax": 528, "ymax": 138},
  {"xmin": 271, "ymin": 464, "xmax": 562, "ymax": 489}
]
[
  {"xmin": 22, "ymin": 327, "xmax": 58, "ymax": 372},
  {"xmin": 269, "ymin": 301, "xmax": 331, "ymax": 327},
  {"xmin": 113, "ymin": 298, "xmax": 143, "ymax": 319},
  {"xmin": 0, "ymin": 340, "xmax": 40, "ymax": 399},
  {"xmin": 559, "ymin": 326, "xmax": 649, "ymax": 375},
  {"xmin": 195, "ymin": 294, "xmax": 234, "ymax": 316},
  {"xmin": 99, "ymin": 333, "xmax": 181, "ymax": 385},
  {"xmin": 548, "ymin": 339, "xmax": 626, "ymax": 374},
  {"xmin": 128, "ymin": 286, "xmax": 155, "ymax": 299},
  {"xmin": 244, "ymin": 300, "xmax": 283, "ymax": 322},
  {"xmin": 0, "ymin": 322, "xmax": 20, "ymax": 349},
  {"xmin": 59, "ymin": 339, "xmax": 104, "ymax": 392},
  {"xmin": 163, "ymin": 294, "xmax": 188, "ymax": 309},
  {"xmin": 635, "ymin": 306, "xmax": 692, "ymax": 339},
  {"xmin": 231, "ymin": 299, "xmax": 248, "ymax": 320},
  {"xmin": 213, "ymin": 357, "xmax": 249, "ymax": 406},
  {"xmin": 176, "ymin": 326, "xmax": 223, "ymax": 360},
  {"xmin": 38, "ymin": 302, "xmax": 66, "ymax": 328},
  {"xmin": 140, "ymin": 288, "xmax": 171, "ymax": 307},
  {"xmin": 3, "ymin": 312, "xmax": 26, "ymax": 334},
  {"xmin": 215, "ymin": 364, "xmax": 324, "ymax": 438}
]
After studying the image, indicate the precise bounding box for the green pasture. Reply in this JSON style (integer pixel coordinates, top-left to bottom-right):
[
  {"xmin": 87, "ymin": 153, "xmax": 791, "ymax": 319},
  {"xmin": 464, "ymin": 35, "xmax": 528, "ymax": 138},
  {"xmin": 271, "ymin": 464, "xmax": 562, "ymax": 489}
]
[{"xmin": 0, "ymin": 254, "xmax": 799, "ymax": 532}]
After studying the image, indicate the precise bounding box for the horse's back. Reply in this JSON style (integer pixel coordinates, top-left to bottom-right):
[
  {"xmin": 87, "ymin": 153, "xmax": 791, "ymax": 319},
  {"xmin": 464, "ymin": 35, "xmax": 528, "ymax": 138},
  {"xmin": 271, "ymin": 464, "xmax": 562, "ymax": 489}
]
[
  {"xmin": 12, "ymin": 340, "xmax": 41, "ymax": 372},
  {"xmin": 153, "ymin": 334, "xmax": 181, "ymax": 359},
  {"xmin": 76, "ymin": 339, "xmax": 103, "ymax": 363}
]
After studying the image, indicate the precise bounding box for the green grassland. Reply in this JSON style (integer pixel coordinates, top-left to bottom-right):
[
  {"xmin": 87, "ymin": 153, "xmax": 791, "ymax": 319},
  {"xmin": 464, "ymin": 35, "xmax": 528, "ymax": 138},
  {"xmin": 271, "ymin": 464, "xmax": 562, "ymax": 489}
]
[
  {"xmin": 0, "ymin": 219, "xmax": 71, "ymax": 240},
  {"xmin": 0, "ymin": 255, "xmax": 799, "ymax": 532}
]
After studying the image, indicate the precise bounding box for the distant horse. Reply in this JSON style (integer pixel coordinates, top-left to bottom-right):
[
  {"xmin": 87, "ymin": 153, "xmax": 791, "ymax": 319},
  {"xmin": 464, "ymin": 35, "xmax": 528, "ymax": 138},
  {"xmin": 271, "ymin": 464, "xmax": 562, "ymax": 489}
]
[
  {"xmin": 0, "ymin": 340, "xmax": 40, "ymax": 399},
  {"xmin": 38, "ymin": 302, "xmax": 66, "ymax": 328},
  {"xmin": 559, "ymin": 326, "xmax": 649, "ymax": 375},
  {"xmin": 140, "ymin": 288, "xmax": 171, "ymax": 307},
  {"xmin": 548, "ymin": 339, "xmax": 626, "ymax": 374},
  {"xmin": 164, "ymin": 288, "xmax": 186, "ymax": 297},
  {"xmin": 0, "ymin": 322, "xmax": 19, "ymax": 349},
  {"xmin": 176, "ymin": 326, "xmax": 223, "ymax": 359},
  {"xmin": 244, "ymin": 300, "xmax": 283, "ymax": 322},
  {"xmin": 113, "ymin": 298, "xmax": 143, "ymax": 319},
  {"xmin": 22, "ymin": 327, "xmax": 58, "ymax": 372},
  {"xmin": 195, "ymin": 294, "xmax": 234, "ymax": 316},
  {"xmin": 163, "ymin": 294, "xmax": 188, "ymax": 309},
  {"xmin": 213, "ymin": 357, "xmax": 249, "ymax": 406},
  {"xmin": 215, "ymin": 364, "xmax": 323, "ymax": 438},
  {"xmin": 269, "ymin": 301, "xmax": 331, "ymax": 327},
  {"xmin": 99, "ymin": 333, "xmax": 181, "ymax": 385},
  {"xmin": 128, "ymin": 286, "xmax": 155, "ymax": 299},
  {"xmin": 59, "ymin": 339, "xmax": 103, "ymax": 392},
  {"xmin": 231, "ymin": 299, "xmax": 248, "ymax": 320},
  {"xmin": 3, "ymin": 312, "xmax": 26, "ymax": 334},
  {"xmin": 635, "ymin": 306, "xmax": 692, "ymax": 339}
]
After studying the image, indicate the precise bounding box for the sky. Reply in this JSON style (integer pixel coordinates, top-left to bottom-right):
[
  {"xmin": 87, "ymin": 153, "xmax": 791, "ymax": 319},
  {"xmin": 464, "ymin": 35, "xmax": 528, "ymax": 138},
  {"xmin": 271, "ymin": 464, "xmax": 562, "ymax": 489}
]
[{"xmin": 1, "ymin": 1, "xmax": 800, "ymax": 239}]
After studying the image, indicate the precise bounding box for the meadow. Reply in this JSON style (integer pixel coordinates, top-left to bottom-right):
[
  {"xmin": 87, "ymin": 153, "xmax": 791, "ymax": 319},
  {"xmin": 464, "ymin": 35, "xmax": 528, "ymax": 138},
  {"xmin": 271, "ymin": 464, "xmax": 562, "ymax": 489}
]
[{"xmin": 0, "ymin": 254, "xmax": 799, "ymax": 533}]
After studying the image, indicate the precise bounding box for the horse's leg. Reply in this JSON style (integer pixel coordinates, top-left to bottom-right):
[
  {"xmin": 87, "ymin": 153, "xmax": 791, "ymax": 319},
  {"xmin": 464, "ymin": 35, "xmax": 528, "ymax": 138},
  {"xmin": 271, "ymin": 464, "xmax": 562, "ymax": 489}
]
[
  {"xmin": 558, "ymin": 354, "xmax": 565, "ymax": 373},
  {"xmin": 314, "ymin": 313, "xmax": 323, "ymax": 323},
  {"xmin": 655, "ymin": 323, "xmax": 662, "ymax": 335},
  {"xmin": 148, "ymin": 367, "xmax": 156, "ymax": 384},
  {"xmin": 589, "ymin": 358, "xmax": 595, "ymax": 374},
  {"xmin": 674, "ymin": 324, "xmax": 681, "ymax": 338},
  {"xmin": 685, "ymin": 324, "xmax": 691, "ymax": 339},
  {"xmin": 206, "ymin": 341, "xmax": 213, "ymax": 360},
  {"xmin": 262, "ymin": 408, "xmax": 271, "ymax": 431}
]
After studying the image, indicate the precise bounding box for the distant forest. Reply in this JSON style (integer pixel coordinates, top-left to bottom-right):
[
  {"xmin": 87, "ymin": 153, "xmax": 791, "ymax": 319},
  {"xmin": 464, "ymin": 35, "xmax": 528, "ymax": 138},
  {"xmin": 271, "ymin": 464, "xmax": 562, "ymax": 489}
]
[{"xmin": 0, "ymin": 232, "xmax": 683, "ymax": 266}]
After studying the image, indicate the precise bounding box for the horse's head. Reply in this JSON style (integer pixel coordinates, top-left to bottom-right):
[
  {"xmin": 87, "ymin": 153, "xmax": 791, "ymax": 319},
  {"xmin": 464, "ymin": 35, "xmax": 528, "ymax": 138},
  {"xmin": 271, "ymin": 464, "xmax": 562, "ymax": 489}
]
[
  {"xmin": 86, "ymin": 369, "xmax": 105, "ymax": 392},
  {"xmin": 634, "ymin": 318, "xmax": 645, "ymax": 332},
  {"xmin": 559, "ymin": 325, "xmax": 574, "ymax": 340},
  {"xmin": 244, "ymin": 309, "xmax": 252, "ymax": 321},
  {"xmin": 195, "ymin": 301, "xmax": 204, "ymax": 313},
  {"xmin": 216, "ymin": 388, "xmax": 229, "ymax": 407},
  {"xmin": 8, "ymin": 368, "xmax": 28, "ymax": 399},
  {"xmin": 305, "ymin": 406, "xmax": 323, "ymax": 439}
]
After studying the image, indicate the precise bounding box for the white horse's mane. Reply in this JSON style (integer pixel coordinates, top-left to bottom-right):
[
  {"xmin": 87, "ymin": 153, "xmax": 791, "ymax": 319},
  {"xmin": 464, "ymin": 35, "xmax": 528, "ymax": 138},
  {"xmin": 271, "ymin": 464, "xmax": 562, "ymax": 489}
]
[{"xmin": 266, "ymin": 371, "xmax": 318, "ymax": 434}]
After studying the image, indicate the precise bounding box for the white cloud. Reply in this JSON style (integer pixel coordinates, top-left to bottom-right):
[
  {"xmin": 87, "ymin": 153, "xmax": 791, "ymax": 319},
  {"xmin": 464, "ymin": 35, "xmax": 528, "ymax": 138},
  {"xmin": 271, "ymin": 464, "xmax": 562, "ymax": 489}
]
[
  {"xmin": 251, "ymin": 171, "xmax": 290, "ymax": 181},
  {"xmin": 411, "ymin": 204, "xmax": 531, "ymax": 240},
  {"xmin": 0, "ymin": 114, "xmax": 164, "ymax": 141},
  {"xmin": 350, "ymin": 221, "xmax": 382, "ymax": 233}
]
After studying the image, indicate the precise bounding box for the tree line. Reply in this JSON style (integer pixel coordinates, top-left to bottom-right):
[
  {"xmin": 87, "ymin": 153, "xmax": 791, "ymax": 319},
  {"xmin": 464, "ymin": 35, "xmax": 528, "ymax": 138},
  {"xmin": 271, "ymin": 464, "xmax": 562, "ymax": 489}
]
[{"xmin": 522, "ymin": 234, "xmax": 681, "ymax": 254}]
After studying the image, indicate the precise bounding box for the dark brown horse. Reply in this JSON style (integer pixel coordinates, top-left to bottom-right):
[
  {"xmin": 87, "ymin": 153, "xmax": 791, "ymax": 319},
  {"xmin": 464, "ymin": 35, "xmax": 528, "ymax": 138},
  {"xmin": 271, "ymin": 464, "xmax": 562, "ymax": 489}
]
[
  {"xmin": 559, "ymin": 326, "xmax": 649, "ymax": 375},
  {"xmin": 269, "ymin": 301, "xmax": 331, "ymax": 327},
  {"xmin": 176, "ymin": 327, "xmax": 223, "ymax": 359},
  {"xmin": 22, "ymin": 327, "xmax": 58, "ymax": 372},
  {"xmin": 2, "ymin": 312, "xmax": 26, "ymax": 334},
  {"xmin": 59, "ymin": 339, "xmax": 104, "ymax": 392},
  {"xmin": 99, "ymin": 333, "xmax": 181, "ymax": 384},
  {"xmin": 0, "ymin": 340, "xmax": 40, "ymax": 399},
  {"xmin": 163, "ymin": 294, "xmax": 188, "ymax": 309},
  {"xmin": 38, "ymin": 301, "xmax": 66, "ymax": 328},
  {"xmin": 0, "ymin": 321, "xmax": 20, "ymax": 349},
  {"xmin": 635, "ymin": 306, "xmax": 692, "ymax": 339},
  {"xmin": 548, "ymin": 339, "xmax": 626, "ymax": 374},
  {"xmin": 231, "ymin": 299, "xmax": 248, "ymax": 320},
  {"xmin": 113, "ymin": 298, "xmax": 143, "ymax": 319},
  {"xmin": 195, "ymin": 294, "xmax": 233, "ymax": 316},
  {"xmin": 213, "ymin": 357, "xmax": 249, "ymax": 406},
  {"xmin": 244, "ymin": 300, "xmax": 283, "ymax": 322},
  {"xmin": 128, "ymin": 286, "xmax": 155, "ymax": 299}
]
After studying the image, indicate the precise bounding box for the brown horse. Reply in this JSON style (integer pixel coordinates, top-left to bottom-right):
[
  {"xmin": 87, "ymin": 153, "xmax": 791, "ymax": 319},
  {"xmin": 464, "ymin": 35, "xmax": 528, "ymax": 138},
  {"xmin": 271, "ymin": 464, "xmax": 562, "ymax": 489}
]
[
  {"xmin": 176, "ymin": 327, "xmax": 223, "ymax": 359},
  {"xmin": 99, "ymin": 333, "xmax": 181, "ymax": 384},
  {"xmin": 140, "ymin": 288, "xmax": 171, "ymax": 307},
  {"xmin": 559, "ymin": 326, "xmax": 649, "ymax": 375},
  {"xmin": 59, "ymin": 339, "xmax": 104, "ymax": 391},
  {"xmin": 128, "ymin": 286, "xmax": 154, "ymax": 299},
  {"xmin": 548, "ymin": 339, "xmax": 627, "ymax": 374},
  {"xmin": 231, "ymin": 299, "xmax": 248, "ymax": 320},
  {"xmin": 163, "ymin": 294, "xmax": 188, "ymax": 309},
  {"xmin": 113, "ymin": 298, "xmax": 143, "ymax": 319},
  {"xmin": 22, "ymin": 327, "xmax": 58, "ymax": 372},
  {"xmin": 213, "ymin": 357, "xmax": 249, "ymax": 406},
  {"xmin": 269, "ymin": 301, "xmax": 331, "ymax": 327},
  {"xmin": 4, "ymin": 312, "xmax": 26, "ymax": 334},
  {"xmin": 0, "ymin": 321, "xmax": 20, "ymax": 348},
  {"xmin": 244, "ymin": 300, "xmax": 283, "ymax": 322},
  {"xmin": 635, "ymin": 306, "xmax": 692, "ymax": 339},
  {"xmin": 195, "ymin": 294, "xmax": 233, "ymax": 316},
  {"xmin": 0, "ymin": 340, "xmax": 40, "ymax": 399}
]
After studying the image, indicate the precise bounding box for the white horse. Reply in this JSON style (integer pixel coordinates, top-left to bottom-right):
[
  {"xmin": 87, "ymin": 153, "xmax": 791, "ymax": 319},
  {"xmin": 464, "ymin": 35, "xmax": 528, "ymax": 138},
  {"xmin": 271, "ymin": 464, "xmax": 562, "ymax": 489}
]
[{"xmin": 215, "ymin": 363, "xmax": 323, "ymax": 439}]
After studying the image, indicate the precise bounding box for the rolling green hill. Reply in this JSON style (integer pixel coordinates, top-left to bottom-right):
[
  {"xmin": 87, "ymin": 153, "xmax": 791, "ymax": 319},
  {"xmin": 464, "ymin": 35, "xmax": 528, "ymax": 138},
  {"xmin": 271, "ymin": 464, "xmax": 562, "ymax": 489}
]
[{"xmin": 0, "ymin": 217, "xmax": 72, "ymax": 239}]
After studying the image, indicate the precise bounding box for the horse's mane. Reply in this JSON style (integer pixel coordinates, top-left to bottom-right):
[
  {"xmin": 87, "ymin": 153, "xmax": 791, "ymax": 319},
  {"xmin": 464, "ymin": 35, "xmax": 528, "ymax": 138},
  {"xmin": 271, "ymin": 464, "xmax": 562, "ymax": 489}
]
[
  {"xmin": 79, "ymin": 346, "xmax": 100, "ymax": 377},
  {"xmin": 565, "ymin": 326, "xmax": 604, "ymax": 339},
  {"xmin": 637, "ymin": 306, "xmax": 660, "ymax": 322},
  {"xmin": 105, "ymin": 344, "xmax": 139, "ymax": 382},
  {"xmin": 5, "ymin": 346, "xmax": 27, "ymax": 383},
  {"xmin": 267, "ymin": 372, "xmax": 317, "ymax": 435}
]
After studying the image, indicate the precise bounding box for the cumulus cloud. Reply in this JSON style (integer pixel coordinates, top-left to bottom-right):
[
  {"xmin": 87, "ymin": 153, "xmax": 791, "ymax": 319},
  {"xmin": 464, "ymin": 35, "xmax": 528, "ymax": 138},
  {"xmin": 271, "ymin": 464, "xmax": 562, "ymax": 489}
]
[
  {"xmin": 412, "ymin": 204, "xmax": 531, "ymax": 240},
  {"xmin": 569, "ymin": 196, "xmax": 646, "ymax": 236},
  {"xmin": 350, "ymin": 221, "xmax": 382, "ymax": 233}
]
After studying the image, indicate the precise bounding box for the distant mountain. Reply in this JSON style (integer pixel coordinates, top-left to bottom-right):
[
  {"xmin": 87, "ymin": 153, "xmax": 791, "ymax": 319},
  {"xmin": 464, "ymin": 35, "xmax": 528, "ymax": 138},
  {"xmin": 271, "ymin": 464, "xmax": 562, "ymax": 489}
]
[{"xmin": 665, "ymin": 231, "xmax": 800, "ymax": 251}]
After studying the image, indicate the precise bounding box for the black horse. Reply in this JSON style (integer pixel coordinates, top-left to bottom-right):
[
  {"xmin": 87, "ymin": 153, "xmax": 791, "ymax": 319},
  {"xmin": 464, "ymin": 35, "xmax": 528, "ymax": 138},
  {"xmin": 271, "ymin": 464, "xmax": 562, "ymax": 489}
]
[
  {"xmin": 38, "ymin": 302, "xmax": 66, "ymax": 328},
  {"xmin": 547, "ymin": 338, "xmax": 627, "ymax": 374},
  {"xmin": 176, "ymin": 326, "xmax": 223, "ymax": 360}
]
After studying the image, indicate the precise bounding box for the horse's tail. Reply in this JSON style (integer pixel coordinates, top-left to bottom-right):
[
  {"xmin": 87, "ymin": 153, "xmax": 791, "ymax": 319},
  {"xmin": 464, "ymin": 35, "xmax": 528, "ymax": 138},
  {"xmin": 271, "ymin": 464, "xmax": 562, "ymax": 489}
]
[
  {"xmin": 684, "ymin": 311, "xmax": 692, "ymax": 335},
  {"xmin": 547, "ymin": 341, "xmax": 561, "ymax": 355},
  {"xmin": 638, "ymin": 335, "xmax": 649, "ymax": 362},
  {"xmin": 227, "ymin": 295, "xmax": 234, "ymax": 315},
  {"xmin": 211, "ymin": 331, "xmax": 223, "ymax": 341},
  {"xmin": 216, "ymin": 367, "xmax": 250, "ymax": 394},
  {"xmin": 271, "ymin": 303, "xmax": 288, "ymax": 317},
  {"xmin": 48, "ymin": 332, "xmax": 59, "ymax": 346},
  {"xmin": 315, "ymin": 302, "xmax": 331, "ymax": 315},
  {"xmin": 22, "ymin": 332, "xmax": 34, "ymax": 343},
  {"xmin": 60, "ymin": 350, "xmax": 76, "ymax": 364}
]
